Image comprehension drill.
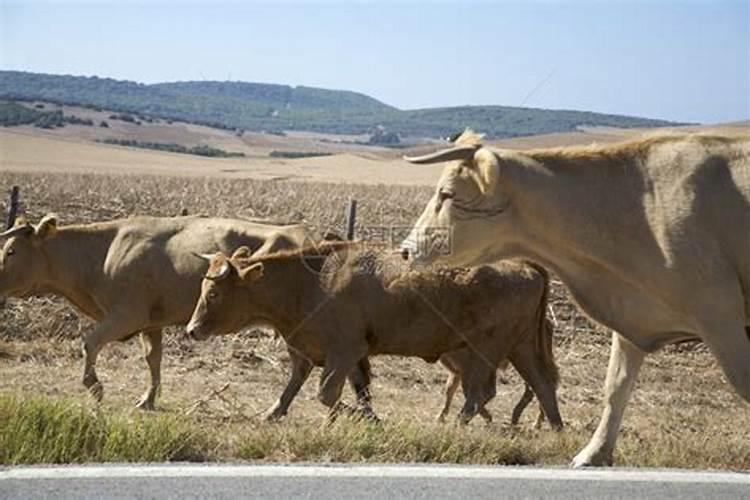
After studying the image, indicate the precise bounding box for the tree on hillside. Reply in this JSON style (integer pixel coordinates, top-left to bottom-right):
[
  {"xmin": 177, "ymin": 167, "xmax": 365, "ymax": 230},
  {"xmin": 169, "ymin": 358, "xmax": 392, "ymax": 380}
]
[{"xmin": 368, "ymin": 128, "xmax": 401, "ymax": 145}]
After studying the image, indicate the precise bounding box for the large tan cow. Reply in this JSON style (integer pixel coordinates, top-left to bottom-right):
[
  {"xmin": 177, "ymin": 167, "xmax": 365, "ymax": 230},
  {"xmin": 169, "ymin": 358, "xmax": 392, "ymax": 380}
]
[
  {"xmin": 400, "ymin": 130, "xmax": 750, "ymax": 466},
  {"xmin": 186, "ymin": 242, "xmax": 562, "ymax": 426},
  {"xmin": 0, "ymin": 214, "xmax": 355, "ymax": 410}
]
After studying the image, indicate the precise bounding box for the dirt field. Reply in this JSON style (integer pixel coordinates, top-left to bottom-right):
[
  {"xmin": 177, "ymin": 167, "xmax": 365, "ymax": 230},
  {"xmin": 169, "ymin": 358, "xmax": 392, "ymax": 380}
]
[
  {"xmin": 3, "ymin": 114, "xmax": 746, "ymax": 186},
  {"xmin": 0, "ymin": 128, "xmax": 444, "ymax": 185},
  {"xmin": 0, "ymin": 163, "xmax": 748, "ymax": 468}
]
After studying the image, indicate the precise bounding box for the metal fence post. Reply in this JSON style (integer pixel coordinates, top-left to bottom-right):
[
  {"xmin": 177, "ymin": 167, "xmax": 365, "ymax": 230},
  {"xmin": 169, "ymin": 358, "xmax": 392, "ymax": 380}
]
[{"xmin": 345, "ymin": 199, "xmax": 357, "ymax": 241}]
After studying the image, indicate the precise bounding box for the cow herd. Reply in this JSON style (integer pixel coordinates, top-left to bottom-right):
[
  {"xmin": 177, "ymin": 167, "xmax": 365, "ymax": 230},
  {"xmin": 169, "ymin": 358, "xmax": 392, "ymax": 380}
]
[{"xmin": 1, "ymin": 130, "xmax": 747, "ymax": 467}]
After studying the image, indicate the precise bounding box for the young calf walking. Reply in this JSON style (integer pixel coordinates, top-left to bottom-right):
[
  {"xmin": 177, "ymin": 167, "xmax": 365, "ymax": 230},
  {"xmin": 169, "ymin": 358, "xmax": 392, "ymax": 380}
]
[{"xmin": 187, "ymin": 242, "xmax": 562, "ymax": 426}]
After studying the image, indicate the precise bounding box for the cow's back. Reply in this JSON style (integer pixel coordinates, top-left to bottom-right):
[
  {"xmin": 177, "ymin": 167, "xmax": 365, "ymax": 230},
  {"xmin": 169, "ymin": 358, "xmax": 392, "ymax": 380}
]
[
  {"xmin": 333, "ymin": 249, "xmax": 546, "ymax": 358},
  {"xmin": 103, "ymin": 216, "xmax": 309, "ymax": 326}
]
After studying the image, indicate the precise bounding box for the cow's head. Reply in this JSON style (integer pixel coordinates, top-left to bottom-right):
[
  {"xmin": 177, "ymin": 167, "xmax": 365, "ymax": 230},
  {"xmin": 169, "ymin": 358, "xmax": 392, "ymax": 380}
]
[
  {"xmin": 400, "ymin": 130, "xmax": 516, "ymax": 266},
  {"xmin": 0, "ymin": 214, "xmax": 58, "ymax": 298},
  {"xmin": 186, "ymin": 246, "xmax": 265, "ymax": 340}
]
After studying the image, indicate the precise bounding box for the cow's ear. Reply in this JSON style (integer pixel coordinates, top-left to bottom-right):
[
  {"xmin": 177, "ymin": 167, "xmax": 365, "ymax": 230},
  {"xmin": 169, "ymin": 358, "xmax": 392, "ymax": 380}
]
[
  {"xmin": 34, "ymin": 214, "xmax": 58, "ymax": 239},
  {"xmin": 471, "ymin": 149, "xmax": 500, "ymax": 195},
  {"xmin": 237, "ymin": 262, "xmax": 264, "ymax": 284},
  {"xmin": 231, "ymin": 246, "xmax": 253, "ymax": 261}
]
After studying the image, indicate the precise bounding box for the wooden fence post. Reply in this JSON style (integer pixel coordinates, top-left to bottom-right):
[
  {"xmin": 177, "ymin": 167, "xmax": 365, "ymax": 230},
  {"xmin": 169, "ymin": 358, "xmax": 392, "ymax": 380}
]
[
  {"xmin": 345, "ymin": 199, "xmax": 357, "ymax": 241},
  {"xmin": 6, "ymin": 186, "xmax": 19, "ymax": 229}
]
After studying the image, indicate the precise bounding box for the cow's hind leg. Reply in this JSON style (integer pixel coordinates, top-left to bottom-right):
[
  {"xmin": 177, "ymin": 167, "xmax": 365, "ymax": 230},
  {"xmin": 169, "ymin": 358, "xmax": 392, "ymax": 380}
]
[
  {"xmin": 82, "ymin": 312, "xmax": 145, "ymax": 403},
  {"xmin": 571, "ymin": 332, "xmax": 644, "ymax": 468},
  {"xmin": 135, "ymin": 328, "xmax": 162, "ymax": 410},
  {"xmin": 510, "ymin": 384, "xmax": 535, "ymax": 426},
  {"xmin": 265, "ymin": 348, "xmax": 314, "ymax": 421},
  {"xmin": 510, "ymin": 345, "xmax": 563, "ymax": 431}
]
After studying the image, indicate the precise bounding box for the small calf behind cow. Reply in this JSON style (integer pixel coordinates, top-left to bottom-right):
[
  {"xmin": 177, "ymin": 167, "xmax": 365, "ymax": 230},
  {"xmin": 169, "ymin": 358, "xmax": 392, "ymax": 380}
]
[{"xmin": 187, "ymin": 241, "xmax": 562, "ymax": 427}]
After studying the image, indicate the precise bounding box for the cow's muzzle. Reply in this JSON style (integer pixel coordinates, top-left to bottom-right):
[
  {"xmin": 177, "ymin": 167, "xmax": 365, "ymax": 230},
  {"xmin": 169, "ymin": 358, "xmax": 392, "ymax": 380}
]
[{"xmin": 185, "ymin": 322, "xmax": 210, "ymax": 341}]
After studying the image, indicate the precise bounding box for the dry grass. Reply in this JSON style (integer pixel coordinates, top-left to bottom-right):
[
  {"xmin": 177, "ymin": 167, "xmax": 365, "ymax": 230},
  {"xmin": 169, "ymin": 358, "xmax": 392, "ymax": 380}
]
[{"xmin": 0, "ymin": 169, "xmax": 748, "ymax": 468}]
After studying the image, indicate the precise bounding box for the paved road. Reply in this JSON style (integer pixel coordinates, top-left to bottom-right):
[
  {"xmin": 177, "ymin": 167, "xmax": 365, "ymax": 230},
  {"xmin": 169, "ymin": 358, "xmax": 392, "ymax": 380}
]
[{"xmin": 2, "ymin": 464, "xmax": 749, "ymax": 499}]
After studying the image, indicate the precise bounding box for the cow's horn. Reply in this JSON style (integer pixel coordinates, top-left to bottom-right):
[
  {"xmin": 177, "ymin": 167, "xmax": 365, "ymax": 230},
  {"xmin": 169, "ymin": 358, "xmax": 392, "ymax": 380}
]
[
  {"xmin": 206, "ymin": 261, "xmax": 231, "ymax": 281},
  {"xmin": 403, "ymin": 146, "xmax": 478, "ymax": 165},
  {"xmin": 191, "ymin": 251, "xmax": 215, "ymax": 262},
  {"xmin": 0, "ymin": 224, "xmax": 33, "ymax": 239}
]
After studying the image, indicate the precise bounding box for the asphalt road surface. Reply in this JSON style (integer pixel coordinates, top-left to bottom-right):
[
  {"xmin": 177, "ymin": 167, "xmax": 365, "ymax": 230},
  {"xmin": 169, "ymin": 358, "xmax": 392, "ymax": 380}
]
[{"xmin": 2, "ymin": 464, "xmax": 749, "ymax": 499}]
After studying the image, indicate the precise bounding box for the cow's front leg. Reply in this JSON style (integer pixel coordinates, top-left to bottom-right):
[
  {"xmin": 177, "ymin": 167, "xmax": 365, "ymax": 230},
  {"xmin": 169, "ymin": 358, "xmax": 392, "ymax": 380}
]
[
  {"xmin": 82, "ymin": 312, "xmax": 144, "ymax": 403},
  {"xmin": 510, "ymin": 384, "xmax": 535, "ymax": 426},
  {"xmin": 347, "ymin": 357, "xmax": 379, "ymax": 421},
  {"xmin": 437, "ymin": 369, "xmax": 460, "ymax": 423},
  {"xmin": 703, "ymin": 322, "xmax": 750, "ymax": 403},
  {"xmin": 265, "ymin": 349, "xmax": 314, "ymax": 421},
  {"xmin": 572, "ymin": 332, "xmax": 645, "ymax": 467},
  {"xmin": 457, "ymin": 366, "xmax": 496, "ymax": 425},
  {"xmin": 319, "ymin": 354, "xmax": 360, "ymax": 421},
  {"xmin": 136, "ymin": 329, "xmax": 163, "ymax": 410}
]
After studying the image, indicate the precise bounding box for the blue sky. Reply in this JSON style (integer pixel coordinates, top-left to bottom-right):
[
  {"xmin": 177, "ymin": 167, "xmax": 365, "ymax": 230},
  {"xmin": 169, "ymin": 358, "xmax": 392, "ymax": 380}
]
[{"xmin": 1, "ymin": 0, "xmax": 748, "ymax": 123}]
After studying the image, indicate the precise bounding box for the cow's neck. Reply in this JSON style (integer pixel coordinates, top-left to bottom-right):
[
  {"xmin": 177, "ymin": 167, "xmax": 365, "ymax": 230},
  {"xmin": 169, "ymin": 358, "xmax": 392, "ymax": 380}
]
[
  {"xmin": 38, "ymin": 226, "xmax": 118, "ymax": 319},
  {"xmin": 247, "ymin": 255, "xmax": 325, "ymax": 337}
]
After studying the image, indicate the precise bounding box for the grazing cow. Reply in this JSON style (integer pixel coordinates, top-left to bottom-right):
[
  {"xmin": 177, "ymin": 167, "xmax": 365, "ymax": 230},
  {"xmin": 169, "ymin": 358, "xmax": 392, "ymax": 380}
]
[
  {"xmin": 186, "ymin": 242, "xmax": 562, "ymax": 426},
  {"xmin": 0, "ymin": 214, "xmax": 372, "ymax": 410},
  {"xmin": 400, "ymin": 130, "xmax": 750, "ymax": 466}
]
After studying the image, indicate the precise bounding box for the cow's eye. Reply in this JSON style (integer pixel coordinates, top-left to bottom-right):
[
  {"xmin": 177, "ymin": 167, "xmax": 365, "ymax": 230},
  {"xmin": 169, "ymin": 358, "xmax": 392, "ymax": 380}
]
[
  {"xmin": 5, "ymin": 248, "xmax": 15, "ymax": 257},
  {"xmin": 207, "ymin": 290, "xmax": 218, "ymax": 301}
]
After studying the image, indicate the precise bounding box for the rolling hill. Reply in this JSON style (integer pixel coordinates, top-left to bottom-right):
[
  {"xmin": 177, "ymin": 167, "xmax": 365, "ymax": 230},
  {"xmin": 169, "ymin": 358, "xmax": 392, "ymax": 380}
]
[{"xmin": 0, "ymin": 70, "xmax": 679, "ymax": 138}]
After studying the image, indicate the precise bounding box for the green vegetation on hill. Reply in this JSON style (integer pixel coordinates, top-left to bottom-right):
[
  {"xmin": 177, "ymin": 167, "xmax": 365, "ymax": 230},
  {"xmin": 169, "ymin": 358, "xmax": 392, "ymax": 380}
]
[
  {"xmin": 99, "ymin": 139, "xmax": 245, "ymax": 158},
  {"xmin": 0, "ymin": 101, "xmax": 93, "ymax": 128},
  {"xmin": 0, "ymin": 71, "xmax": 679, "ymax": 138},
  {"xmin": 269, "ymin": 151, "xmax": 333, "ymax": 159}
]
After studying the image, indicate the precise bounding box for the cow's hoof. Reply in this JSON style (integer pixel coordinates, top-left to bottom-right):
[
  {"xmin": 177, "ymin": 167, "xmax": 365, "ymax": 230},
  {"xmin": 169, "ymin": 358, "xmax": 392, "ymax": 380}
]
[
  {"xmin": 570, "ymin": 446, "xmax": 613, "ymax": 468},
  {"xmin": 135, "ymin": 396, "xmax": 156, "ymax": 411},
  {"xmin": 89, "ymin": 382, "xmax": 104, "ymax": 403},
  {"xmin": 359, "ymin": 408, "xmax": 380, "ymax": 424},
  {"xmin": 264, "ymin": 410, "xmax": 285, "ymax": 423}
]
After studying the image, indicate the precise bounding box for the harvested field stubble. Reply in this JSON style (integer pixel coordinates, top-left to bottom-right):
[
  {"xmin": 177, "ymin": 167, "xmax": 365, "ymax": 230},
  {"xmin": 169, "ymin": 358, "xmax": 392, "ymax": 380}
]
[{"xmin": 0, "ymin": 170, "xmax": 747, "ymax": 468}]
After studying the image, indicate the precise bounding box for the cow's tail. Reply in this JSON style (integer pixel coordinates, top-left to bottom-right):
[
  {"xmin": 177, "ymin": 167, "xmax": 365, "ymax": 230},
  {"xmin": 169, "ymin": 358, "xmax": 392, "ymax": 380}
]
[{"xmin": 526, "ymin": 262, "xmax": 559, "ymax": 387}]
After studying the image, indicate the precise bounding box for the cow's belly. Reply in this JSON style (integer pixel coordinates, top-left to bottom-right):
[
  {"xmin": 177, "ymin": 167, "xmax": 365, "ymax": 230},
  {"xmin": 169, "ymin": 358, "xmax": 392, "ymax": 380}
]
[{"xmin": 561, "ymin": 275, "xmax": 700, "ymax": 352}]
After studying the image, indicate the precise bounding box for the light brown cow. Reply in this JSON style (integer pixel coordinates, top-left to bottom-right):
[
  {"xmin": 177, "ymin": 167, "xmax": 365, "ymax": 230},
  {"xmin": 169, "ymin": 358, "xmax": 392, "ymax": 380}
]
[
  {"xmin": 0, "ymin": 214, "xmax": 356, "ymax": 410},
  {"xmin": 400, "ymin": 130, "xmax": 750, "ymax": 466},
  {"xmin": 186, "ymin": 242, "xmax": 562, "ymax": 426}
]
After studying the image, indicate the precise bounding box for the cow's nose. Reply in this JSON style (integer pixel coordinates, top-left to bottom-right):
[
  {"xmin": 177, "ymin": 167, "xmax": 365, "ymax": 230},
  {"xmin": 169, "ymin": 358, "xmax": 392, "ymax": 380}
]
[{"xmin": 400, "ymin": 247, "xmax": 410, "ymax": 261}]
